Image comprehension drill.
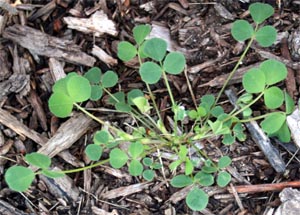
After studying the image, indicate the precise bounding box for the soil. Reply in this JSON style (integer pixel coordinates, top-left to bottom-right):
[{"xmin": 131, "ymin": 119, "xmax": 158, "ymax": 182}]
[{"xmin": 0, "ymin": 0, "xmax": 300, "ymax": 214}]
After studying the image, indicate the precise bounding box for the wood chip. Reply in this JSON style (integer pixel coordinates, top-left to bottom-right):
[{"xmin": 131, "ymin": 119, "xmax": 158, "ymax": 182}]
[
  {"xmin": 92, "ymin": 45, "xmax": 118, "ymax": 67},
  {"xmin": 3, "ymin": 24, "xmax": 96, "ymax": 66},
  {"xmin": 63, "ymin": 10, "xmax": 118, "ymax": 37}
]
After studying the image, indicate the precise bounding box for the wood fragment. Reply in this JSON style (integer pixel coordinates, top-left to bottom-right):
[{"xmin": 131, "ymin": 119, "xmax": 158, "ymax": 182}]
[
  {"xmin": 63, "ymin": 10, "xmax": 118, "ymax": 37},
  {"xmin": 28, "ymin": 90, "xmax": 47, "ymax": 131},
  {"xmin": 214, "ymin": 3, "xmax": 235, "ymax": 20},
  {"xmin": 3, "ymin": 24, "xmax": 96, "ymax": 66},
  {"xmin": 0, "ymin": 199, "xmax": 30, "ymax": 215},
  {"xmin": 37, "ymin": 113, "xmax": 94, "ymax": 158},
  {"xmin": 48, "ymin": 58, "xmax": 66, "ymax": 81},
  {"xmin": 0, "ymin": 49, "xmax": 11, "ymax": 81},
  {"xmin": 225, "ymin": 89, "xmax": 286, "ymax": 173},
  {"xmin": 0, "ymin": 0, "xmax": 18, "ymax": 15},
  {"xmin": 101, "ymin": 182, "xmax": 151, "ymax": 199},
  {"xmin": 28, "ymin": 0, "xmax": 56, "ymax": 21},
  {"xmin": 286, "ymin": 108, "xmax": 300, "ymax": 149},
  {"xmin": 39, "ymin": 168, "xmax": 80, "ymax": 202},
  {"xmin": 92, "ymin": 45, "xmax": 118, "ymax": 67},
  {"xmin": 228, "ymin": 181, "xmax": 300, "ymax": 194}
]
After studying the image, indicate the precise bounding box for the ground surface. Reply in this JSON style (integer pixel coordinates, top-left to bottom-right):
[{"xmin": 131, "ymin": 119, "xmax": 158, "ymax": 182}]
[{"xmin": 1, "ymin": 0, "xmax": 300, "ymax": 214}]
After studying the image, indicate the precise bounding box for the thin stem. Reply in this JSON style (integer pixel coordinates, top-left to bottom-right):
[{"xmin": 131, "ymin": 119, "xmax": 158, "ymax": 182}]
[
  {"xmin": 238, "ymin": 112, "xmax": 283, "ymax": 123},
  {"xmin": 74, "ymin": 103, "xmax": 121, "ymax": 133},
  {"xmin": 162, "ymin": 70, "xmax": 175, "ymax": 107},
  {"xmin": 58, "ymin": 159, "xmax": 109, "ymax": 174},
  {"xmin": 215, "ymin": 25, "xmax": 258, "ymax": 104}
]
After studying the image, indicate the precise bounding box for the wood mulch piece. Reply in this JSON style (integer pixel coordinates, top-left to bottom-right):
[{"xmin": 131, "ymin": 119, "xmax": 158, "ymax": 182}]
[{"xmin": 0, "ymin": 0, "xmax": 300, "ymax": 214}]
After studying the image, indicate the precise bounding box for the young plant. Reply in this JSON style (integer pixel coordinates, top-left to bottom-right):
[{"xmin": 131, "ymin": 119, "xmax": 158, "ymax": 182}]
[{"xmin": 4, "ymin": 2, "xmax": 294, "ymax": 212}]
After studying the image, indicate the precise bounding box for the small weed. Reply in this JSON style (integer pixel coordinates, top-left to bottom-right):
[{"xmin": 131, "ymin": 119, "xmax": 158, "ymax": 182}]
[{"xmin": 5, "ymin": 3, "xmax": 294, "ymax": 212}]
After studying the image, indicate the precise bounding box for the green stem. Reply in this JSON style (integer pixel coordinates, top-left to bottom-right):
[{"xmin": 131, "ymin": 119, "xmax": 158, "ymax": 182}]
[
  {"xmin": 238, "ymin": 112, "xmax": 282, "ymax": 123},
  {"xmin": 162, "ymin": 70, "xmax": 175, "ymax": 107},
  {"xmin": 74, "ymin": 103, "xmax": 121, "ymax": 133},
  {"xmin": 215, "ymin": 25, "xmax": 258, "ymax": 104},
  {"xmin": 57, "ymin": 159, "xmax": 109, "ymax": 174}
]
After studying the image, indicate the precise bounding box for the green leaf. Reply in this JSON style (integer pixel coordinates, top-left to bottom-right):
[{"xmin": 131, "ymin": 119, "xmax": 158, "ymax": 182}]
[
  {"xmin": 194, "ymin": 171, "xmax": 214, "ymax": 186},
  {"xmin": 143, "ymin": 169, "xmax": 155, "ymax": 181},
  {"xmin": 85, "ymin": 144, "xmax": 103, "ymax": 161},
  {"xmin": 101, "ymin": 71, "xmax": 118, "ymax": 88},
  {"xmin": 211, "ymin": 106, "xmax": 224, "ymax": 118},
  {"xmin": 108, "ymin": 92, "xmax": 125, "ymax": 105},
  {"xmin": 90, "ymin": 85, "xmax": 103, "ymax": 101},
  {"xmin": 218, "ymin": 156, "xmax": 232, "ymax": 169},
  {"xmin": 127, "ymin": 89, "xmax": 144, "ymax": 106},
  {"xmin": 188, "ymin": 110, "xmax": 198, "ymax": 119},
  {"xmin": 255, "ymin": 25, "xmax": 277, "ymax": 47},
  {"xmin": 143, "ymin": 38, "xmax": 167, "ymax": 61},
  {"xmin": 201, "ymin": 95, "xmax": 215, "ymax": 110},
  {"xmin": 185, "ymin": 158, "xmax": 194, "ymax": 175},
  {"xmin": 163, "ymin": 52, "xmax": 186, "ymax": 75},
  {"xmin": 202, "ymin": 166, "xmax": 218, "ymax": 174},
  {"xmin": 48, "ymin": 92, "xmax": 73, "ymax": 118},
  {"xmin": 217, "ymin": 171, "xmax": 231, "ymax": 187},
  {"xmin": 261, "ymin": 112, "xmax": 286, "ymax": 135},
  {"xmin": 275, "ymin": 122, "xmax": 291, "ymax": 143},
  {"xmin": 139, "ymin": 62, "xmax": 162, "ymax": 84},
  {"xmin": 109, "ymin": 148, "xmax": 129, "ymax": 168},
  {"xmin": 132, "ymin": 97, "xmax": 152, "ymax": 113},
  {"xmin": 170, "ymin": 174, "xmax": 193, "ymax": 188},
  {"xmin": 84, "ymin": 67, "xmax": 102, "ymax": 84},
  {"xmin": 94, "ymin": 130, "xmax": 110, "ymax": 145},
  {"xmin": 222, "ymin": 134, "xmax": 235, "ymax": 145},
  {"xmin": 5, "ymin": 166, "xmax": 35, "ymax": 192},
  {"xmin": 128, "ymin": 141, "xmax": 144, "ymax": 159},
  {"xmin": 249, "ymin": 2, "xmax": 274, "ymax": 24},
  {"xmin": 67, "ymin": 76, "xmax": 91, "ymax": 102},
  {"xmin": 186, "ymin": 188, "xmax": 209, "ymax": 211},
  {"xmin": 285, "ymin": 92, "xmax": 295, "ymax": 115},
  {"xmin": 178, "ymin": 145, "xmax": 188, "ymax": 160},
  {"xmin": 152, "ymin": 162, "xmax": 162, "ymax": 169},
  {"xmin": 25, "ymin": 153, "xmax": 51, "ymax": 169},
  {"xmin": 142, "ymin": 157, "xmax": 153, "ymax": 166},
  {"xmin": 41, "ymin": 169, "xmax": 65, "ymax": 178},
  {"xmin": 117, "ymin": 41, "xmax": 137, "ymax": 62},
  {"xmin": 242, "ymin": 68, "xmax": 266, "ymax": 93},
  {"xmin": 129, "ymin": 159, "xmax": 143, "ymax": 176},
  {"xmin": 231, "ymin": 20, "xmax": 254, "ymax": 41},
  {"xmin": 260, "ymin": 59, "xmax": 287, "ymax": 85},
  {"xmin": 238, "ymin": 93, "xmax": 253, "ymax": 104},
  {"xmin": 264, "ymin": 86, "xmax": 284, "ymax": 109},
  {"xmin": 133, "ymin": 25, "xmax": 151, "ymax": 45},
  {"xmin": 169, "ymin": 159, "xmax": 182, "ymax": 171},
  {"xmin": 115, "ymin": 102, "xmax": 131, "ymax": 112}
]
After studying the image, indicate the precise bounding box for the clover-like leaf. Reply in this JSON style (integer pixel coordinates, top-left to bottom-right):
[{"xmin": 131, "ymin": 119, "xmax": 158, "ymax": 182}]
[
  {"xmin": 101, "ymin": 71, "xmax": 118, "ymax": 88},
  {"xmin": 170, "ymin": 175, "xmax": 193, "ymax": 188},
  {"xmin": 249, "ymin": 2, "xmax": 274, "ymax": 24},
  {"xmin": 142, "ymin": 157, "xmax": 153, "ymax": 166},
  {"xmin": 260, "ymin": 59, "xmax": 287, "ymax": 85},
  {"xmin": 132, "ymin": 97, "xmax": 152, "ymax": 113},
  {"xmin": 127, "ymin": 89, "xmax": 144, "ymax": 106},
  {"xmin": 128, "ymin": 141, "xmax": 144, "ymax": 159},
  {"xmin": 222, "ymin": 133, "xmax": 235, "ymax": 145},
  {"xmin": 261, "ymin": 112, "xmax": 286, "ymax": 135},
  {"xmin": 231, "ymin": 20, "xmax": 254, "ymax": 41},
  {"xmin": 90, "ymin": 85, "xmax": 103, "ymax": 101},
  {"xmin": 143, "ymin": 38, "xmax": 167, "ymax": 61},
  {"xmin": 139, "ymin": 62, "xmax": 162, "ymax": 84},
  {"xmin": 94, "ymin": 130, "xmax": 110, "ymax": 145},
  {"xmin": 194, "ymin": 171, "xmax": 214, "ymax": 186},
  {"xmin": 5, "ymin": 166, "xmax": 35, "ymax": 192},
  {"xmin": 285, "ymin": 92, "xmax": 295, "ymax": 115},
  {"xmin": 117, "ymin": 41, "xmax": 137, "ymax": 62},
  {"xmin": 25, "ymin": 153, "xmax": 51, "ymax": 169},
  {"xmin": 218, "ymin": 156, "xmax": 232, "ymax": 169},
  {"xmin": 255, "ymin": 25, "xmax": 277, "ymax": 47},
  {"xmin": 163, "ymin": 52, "xmax": 186, "ymax": 74},
  {"xmin": 85, "ymin": 144, "xmax": 103, "ymax": 161},
  {"xmin": 217, "ymin": 171, "xmax": 231, "ymax": 187},
  {"xmin": 67, "ymin": 76, "xmax": 91, "ymax": 102},
  {"xmin": 186, "ymin": 188, "xmax": 209, "ymax": 211},
  {"xmin": 48, "ymin": 92, "xmax": 74, "ymax": 118},
  {"xmin": 109, "ymin": 148, "xmax": 129, "ymax": 168},
  {"xmin": 84, "ymin": 67, "xmax": 102, "ymax": 84},
  {"xmin": 185, "ymin": 158, "xmax": 194, "ymax": 175},
  {"xmin": 133, "ymin": 25, "xmax": 151, "ymax": 45},
  {"xmin": 242, "ymin": 68, "xmax": 266, "ymax": 93},
  {"xmin": 115, "ymin": 102, "xmax": 131, "ymax": 112},
  {"xmin": 143, "ymin": 169, "xmax": 155, "ymax": 181},
  {"xmin": 108, "ymin": 92, "xmax": 125, "ymax": 105},
  {"xmin": 264, "ymin": 86, "xmax": 284, "ymax": 109},
  {"xmin": 129, "ymin": 159, "xmax": 143, "ymax": 176},
  {"xmin": 275, "ymin": 122, "xmax": 291, "ymax": 143}
]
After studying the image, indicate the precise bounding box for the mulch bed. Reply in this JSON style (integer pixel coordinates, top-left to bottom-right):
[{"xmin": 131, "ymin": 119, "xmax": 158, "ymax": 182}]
[{"xmin": 0, "ymin": 0, "xmax": 300, "ymax": 214}]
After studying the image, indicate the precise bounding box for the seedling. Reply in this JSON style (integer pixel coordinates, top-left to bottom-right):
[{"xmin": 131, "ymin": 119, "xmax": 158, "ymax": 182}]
[{"xmin": 5, "ymin": 3, "xmax": 294, "ymax": 212}]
